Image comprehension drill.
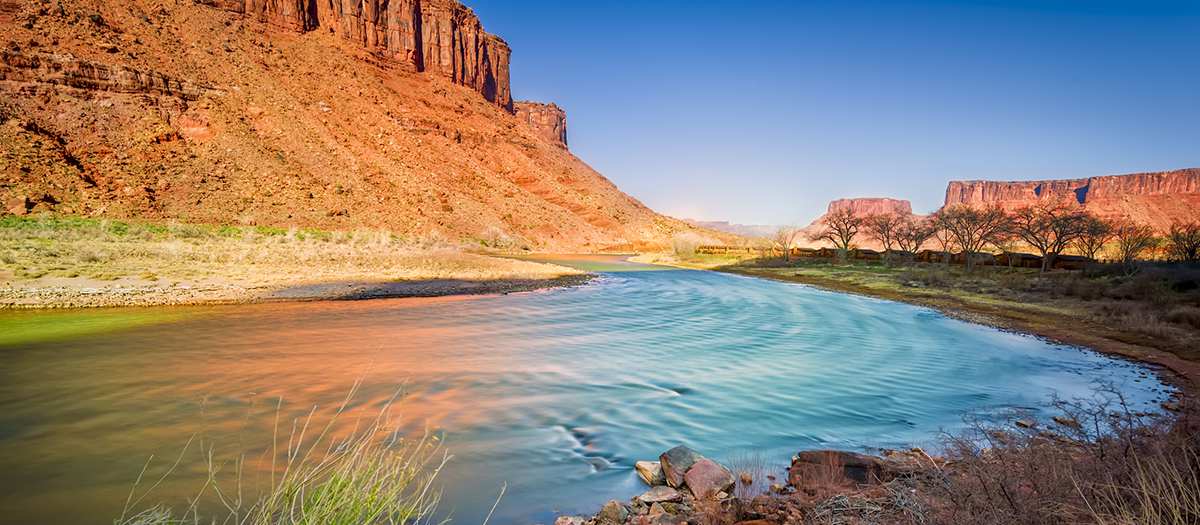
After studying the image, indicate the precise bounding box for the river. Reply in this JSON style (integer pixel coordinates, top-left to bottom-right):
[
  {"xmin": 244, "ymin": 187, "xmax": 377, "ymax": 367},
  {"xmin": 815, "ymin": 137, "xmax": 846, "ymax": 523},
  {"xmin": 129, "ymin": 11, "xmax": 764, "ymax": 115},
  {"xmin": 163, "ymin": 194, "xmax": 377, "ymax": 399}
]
[{"xmin": 0, "ymin": 256, "xmax": 1171, "ymax": 523}]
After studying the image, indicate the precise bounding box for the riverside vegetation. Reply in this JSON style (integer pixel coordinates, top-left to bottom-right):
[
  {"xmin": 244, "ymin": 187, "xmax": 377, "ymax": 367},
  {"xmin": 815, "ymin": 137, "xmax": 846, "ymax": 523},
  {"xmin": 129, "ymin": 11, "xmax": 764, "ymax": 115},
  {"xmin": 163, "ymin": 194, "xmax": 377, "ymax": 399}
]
[{"xmin": 0, "ymin": 215, "xmax": 586, "ymax": 308}]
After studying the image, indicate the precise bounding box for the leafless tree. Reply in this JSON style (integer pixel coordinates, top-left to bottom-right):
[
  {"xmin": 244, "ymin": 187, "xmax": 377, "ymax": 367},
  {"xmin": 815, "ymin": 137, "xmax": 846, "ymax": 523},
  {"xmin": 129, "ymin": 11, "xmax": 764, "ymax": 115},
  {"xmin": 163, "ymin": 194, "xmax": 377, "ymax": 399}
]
[
  {"xmin": 809, "ymin": 208, "xmax": 862, "ymax": 262},
  {"xmin": 863, "ymin": 213, "xmax": 905, "ymax": 264},
  {"xmin": 1072, "ymin": 215, "xmax": 1114, "ymax": 262},
  {"xmin": 991, "ymin": 228, "xmax": 1021, "ymax": 271},
  {"xmin": 1113, "ymin": 221, "xmax": 1159, "ymax": 275},
  {"xmin": 928, "ymin": 214, "xmax": 956, "ymax": 266},
  {"xmin": 894, "ymin": 216, "xmax": 935, "ymax": 264},
  {"xmin": 773, "ymin": 226, "xmax": 801, "ymax": 261},
  {"xmin": 1165, "ymin": 222, "xmax": 1200, "ymax": 262},
  {"xmin": 1009, "ymin": 202, "xmax": 1091, "ymax": 272},
  {"xmin": 934, "ymin": 205, "xmax": 1010, "ymax": 272}
]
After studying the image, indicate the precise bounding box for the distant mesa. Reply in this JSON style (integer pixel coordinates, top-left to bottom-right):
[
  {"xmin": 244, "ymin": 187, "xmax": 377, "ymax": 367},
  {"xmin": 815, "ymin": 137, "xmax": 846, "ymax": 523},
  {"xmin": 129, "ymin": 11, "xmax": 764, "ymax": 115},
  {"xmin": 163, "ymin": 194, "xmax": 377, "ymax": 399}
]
[
  {"xmin": 825, "ymin": 197, "xmax": 914, "ymax": 217},
  {"xmin": 945, "ymin": 168, "xmax": 1200, "ymax": 232}
]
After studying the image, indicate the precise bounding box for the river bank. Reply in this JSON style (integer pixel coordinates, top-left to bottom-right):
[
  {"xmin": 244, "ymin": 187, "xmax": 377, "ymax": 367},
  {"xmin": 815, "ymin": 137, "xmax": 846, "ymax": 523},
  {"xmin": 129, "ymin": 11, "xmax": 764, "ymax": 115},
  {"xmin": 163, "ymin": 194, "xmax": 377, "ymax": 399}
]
[
  {"xmin": 633, "ymin": 252, "xmax": 1200, "ymax": 395},
  {"xmin": 0, "ymin": 215, "xmax": 588, "ymax": 308}
]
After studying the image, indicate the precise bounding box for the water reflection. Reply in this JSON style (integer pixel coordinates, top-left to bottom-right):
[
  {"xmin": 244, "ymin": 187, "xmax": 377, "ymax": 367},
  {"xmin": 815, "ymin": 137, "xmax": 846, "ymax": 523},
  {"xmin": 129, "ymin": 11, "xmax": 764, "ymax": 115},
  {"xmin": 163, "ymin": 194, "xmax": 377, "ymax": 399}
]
[{"xmin": 0, "ymin": 259, "xmax": 1172, "ymax": 524}]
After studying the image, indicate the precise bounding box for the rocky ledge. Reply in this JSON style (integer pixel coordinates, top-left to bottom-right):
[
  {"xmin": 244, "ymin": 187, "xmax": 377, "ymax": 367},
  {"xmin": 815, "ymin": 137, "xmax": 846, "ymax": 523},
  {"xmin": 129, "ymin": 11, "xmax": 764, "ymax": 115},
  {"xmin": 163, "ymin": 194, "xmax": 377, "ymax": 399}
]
[{"xmin": 556, "ymin": 446, "xmax": 931, "ymax": 525}]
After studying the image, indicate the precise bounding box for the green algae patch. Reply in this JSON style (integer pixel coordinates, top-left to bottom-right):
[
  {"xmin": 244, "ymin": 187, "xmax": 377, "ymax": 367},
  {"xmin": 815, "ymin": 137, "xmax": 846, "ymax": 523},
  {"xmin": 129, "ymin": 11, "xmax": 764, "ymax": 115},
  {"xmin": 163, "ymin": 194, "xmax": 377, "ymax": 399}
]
[{"xmin": 0, "ymin": 308, "xmax": 192, "ymax": 347}]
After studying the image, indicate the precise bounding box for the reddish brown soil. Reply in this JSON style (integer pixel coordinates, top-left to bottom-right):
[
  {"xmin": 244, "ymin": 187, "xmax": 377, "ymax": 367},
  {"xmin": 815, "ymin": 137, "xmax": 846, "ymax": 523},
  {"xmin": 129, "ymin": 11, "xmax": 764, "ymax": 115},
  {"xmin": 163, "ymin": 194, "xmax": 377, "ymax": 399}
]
[{"xmin": 0, "ymin": 0, "xmax": 726, "ymax": 250}]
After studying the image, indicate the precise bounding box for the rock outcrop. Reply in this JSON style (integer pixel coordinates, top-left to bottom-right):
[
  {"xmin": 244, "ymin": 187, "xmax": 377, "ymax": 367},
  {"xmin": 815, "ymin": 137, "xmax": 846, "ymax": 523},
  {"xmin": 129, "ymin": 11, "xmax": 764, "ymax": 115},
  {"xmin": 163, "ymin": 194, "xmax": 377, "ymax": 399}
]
[
  {"xmin": 210, "ymin": 0, "xmax": 512, "ymax": 110},
  {"xmin": 515, "ymin": 101, "xmax": 567, "ymax": 148},
  {"xmin": 944, "ymin": 168, "xmax": 1200, "ymax": 232},
  {"xmin": 0, "ymin": 51, "xmax": 217, "ymax": 100}
]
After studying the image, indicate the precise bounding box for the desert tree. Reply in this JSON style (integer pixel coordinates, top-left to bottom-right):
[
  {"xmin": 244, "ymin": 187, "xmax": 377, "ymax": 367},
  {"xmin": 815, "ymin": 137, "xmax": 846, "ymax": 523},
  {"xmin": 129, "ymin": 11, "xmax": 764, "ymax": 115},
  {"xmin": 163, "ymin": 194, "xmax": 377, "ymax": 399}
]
[
  {"xmin": 927, "ymin": 214, "xmax": 956, "ymax": 266},
  {"xmin": 894, "ymin": 216, "xmax": 935, "ymax": 264},
  {"xmin": 1165, "ymin": 222, "xmax": 1200, "ymax": 262},
  {"xmin": 808, "ymin": 208, "xmax": 862, "ymax": 262},
  {"xmin": 863, "ymin": 213, "xmax": 905, "ymax": 264},
  {"xmin": 934, "ymin": 205, "xmax": 1010, "ymax": 272},
  {"xmin": 990, "ymin": 228, "xmax": 1021, "ymax": 271},
  {"xmin": 772, "ymin": 226, "xmax": 801, "ymax": 261},
  {"xmin": 1113, "ymin": 221, "xmax": 1159, "ymax": 275},
  {"xmin": 1072, "ymin": 214, "xmax": 1115, "ymax": 262},
  {"xmin": 1008, "ymin": 201, "xmax": 1091, "ymax": 272}
]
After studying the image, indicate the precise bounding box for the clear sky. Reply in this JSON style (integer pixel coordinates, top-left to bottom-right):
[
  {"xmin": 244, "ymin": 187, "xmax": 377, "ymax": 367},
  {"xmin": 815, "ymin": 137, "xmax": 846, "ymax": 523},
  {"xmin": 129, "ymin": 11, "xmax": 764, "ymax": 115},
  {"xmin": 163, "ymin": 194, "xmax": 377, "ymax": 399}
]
[{"xmin": 469, "ymin": 0, "xmax": 1200, "ymax": 225}]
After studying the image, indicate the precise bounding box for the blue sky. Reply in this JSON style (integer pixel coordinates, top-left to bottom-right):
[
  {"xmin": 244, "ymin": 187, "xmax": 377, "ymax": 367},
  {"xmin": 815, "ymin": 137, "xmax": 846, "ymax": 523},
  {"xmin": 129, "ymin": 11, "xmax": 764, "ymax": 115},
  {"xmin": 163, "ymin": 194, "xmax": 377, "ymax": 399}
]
[{"xmin": 470, "ymin": 1, "xmax": 1200, "ymax": 224}]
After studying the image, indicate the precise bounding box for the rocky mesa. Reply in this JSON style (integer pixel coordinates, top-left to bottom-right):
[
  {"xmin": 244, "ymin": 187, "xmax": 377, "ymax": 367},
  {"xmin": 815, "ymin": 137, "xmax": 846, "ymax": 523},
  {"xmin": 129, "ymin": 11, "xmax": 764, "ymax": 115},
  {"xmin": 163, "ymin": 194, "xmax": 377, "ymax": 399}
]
[
  {"xmin": 0, "ymin": 0, "xmax": 724, "ymax": 250},
  {"xmin": 945, "ymin": 168, "xmax": 1200, "ymax": 232}
]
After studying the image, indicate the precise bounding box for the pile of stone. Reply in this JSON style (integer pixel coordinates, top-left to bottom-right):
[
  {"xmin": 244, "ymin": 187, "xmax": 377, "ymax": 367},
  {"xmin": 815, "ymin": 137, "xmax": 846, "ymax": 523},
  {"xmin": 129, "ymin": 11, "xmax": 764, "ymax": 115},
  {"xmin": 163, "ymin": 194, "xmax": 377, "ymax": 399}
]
[
  {"xmin": 554, "ymin": 446, "xmax": 936, "ymax": 525},
  {"xmin": 554, "ymin": 445, "xmax": 739, "ymax": 525}
]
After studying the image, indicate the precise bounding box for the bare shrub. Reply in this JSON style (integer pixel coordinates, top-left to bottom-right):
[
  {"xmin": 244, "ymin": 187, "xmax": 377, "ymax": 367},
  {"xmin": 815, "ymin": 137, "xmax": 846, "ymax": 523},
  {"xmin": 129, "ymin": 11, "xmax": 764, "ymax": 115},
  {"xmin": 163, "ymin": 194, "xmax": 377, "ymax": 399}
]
[
  {"xmin": 1113, "ymin": 222, "xmax": 1159, "ymax": 275},
  {"xmin": 672, "ymin": 231, "xmax": 712, "ymax": 257},
  {"xmin": 725, "ymin": 450, "xmax": 774, "ymax": 500},
  {"xmin": 1165, "ymin": 222, "xmax": 1200, "ymax": 263},
  {"xmin": 919, "ymin": 389, "xmax": 1198, "ymax": 525}
]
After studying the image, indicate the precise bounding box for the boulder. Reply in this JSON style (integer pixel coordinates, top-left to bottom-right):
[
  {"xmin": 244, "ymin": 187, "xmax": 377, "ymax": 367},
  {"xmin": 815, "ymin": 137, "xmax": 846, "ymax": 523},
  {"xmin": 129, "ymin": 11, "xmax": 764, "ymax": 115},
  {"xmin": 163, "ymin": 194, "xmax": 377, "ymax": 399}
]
[
  {"xmin": 596, "ymin": 499, "xmax": 628, "ymax": 525},
  {"xmin": 5, "ymin": 195, "xmax": 30, "ymax": 216},
  {"xmin": 637, "ymin": 485, "xmax": 683, "ymax": 504},
  {"xmin": 787, "ymin": 450, "xmax": 889, "ymax": 488},
  {"xmin": 554, "ymin": 517, "xmax": 587, "ymax": 525},
  {"xmin": 659, "ymin": 445, "xmax": 703, "ymax": 488},
  {"xmin": 636, "ymin": 460, "xmax": 665, "ymax": 486},
  {"xmin": 684, "ymin": 458, "xmax": 735, "ymax": 500}
]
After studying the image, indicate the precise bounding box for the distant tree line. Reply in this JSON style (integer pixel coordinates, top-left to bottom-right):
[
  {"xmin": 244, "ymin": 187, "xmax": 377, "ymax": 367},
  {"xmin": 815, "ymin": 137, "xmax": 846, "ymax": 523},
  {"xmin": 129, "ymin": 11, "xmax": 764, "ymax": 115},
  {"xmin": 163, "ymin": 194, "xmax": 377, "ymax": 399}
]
[{"xmin": 802, "ymin": 201, "xmax": 1200, "ymax": 274}]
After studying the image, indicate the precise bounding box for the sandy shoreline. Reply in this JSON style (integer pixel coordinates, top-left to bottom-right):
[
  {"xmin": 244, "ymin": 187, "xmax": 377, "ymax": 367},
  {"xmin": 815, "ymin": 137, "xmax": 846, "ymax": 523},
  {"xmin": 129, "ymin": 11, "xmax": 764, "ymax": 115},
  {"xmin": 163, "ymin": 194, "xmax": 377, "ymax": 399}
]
[{"xmin": 0, "ymin": 273, "xmax": 594, "ymax": 309}]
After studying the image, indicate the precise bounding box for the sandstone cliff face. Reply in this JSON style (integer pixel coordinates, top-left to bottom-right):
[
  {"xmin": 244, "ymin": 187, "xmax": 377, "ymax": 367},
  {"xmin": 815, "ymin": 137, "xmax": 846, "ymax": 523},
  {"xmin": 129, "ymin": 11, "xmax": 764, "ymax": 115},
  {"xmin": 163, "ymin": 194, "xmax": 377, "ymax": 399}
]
[
  {"xmin": 945, "ymin": 168, "xmax": 1200, "ymax": 231},
  {"xmin": 210, "ymin": 0, "xmax": 511, "ymax": 110},
  {"xmin": 515, "ymin": 101, "xmax": 567, "ymax": 148},
  {"xmin": 826, "ymin": 197, "xmax": 913, "ymax": 217},
  {"xmin": 0, "ymin": 0, "xmax": 721, "ymax": 250}
]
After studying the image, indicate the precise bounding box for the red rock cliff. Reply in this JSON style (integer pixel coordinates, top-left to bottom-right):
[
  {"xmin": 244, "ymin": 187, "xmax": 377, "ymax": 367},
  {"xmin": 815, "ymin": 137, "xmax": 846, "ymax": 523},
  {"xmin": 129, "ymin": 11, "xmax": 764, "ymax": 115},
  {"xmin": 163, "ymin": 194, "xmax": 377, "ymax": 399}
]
[
  {"xmin": 212, "ymin": 0, "xmax": 511, "ymax": 111},
  {"xmin": 827, "ymin": 197, "xmax": 914, "ymax": 217},
  {"xmin": 944, "ymin": 168, "xmax": 1200, "ymax": 231},
  {"xmin": 514, "ymin": 101, "xmax": 567, "ymax": 148}
]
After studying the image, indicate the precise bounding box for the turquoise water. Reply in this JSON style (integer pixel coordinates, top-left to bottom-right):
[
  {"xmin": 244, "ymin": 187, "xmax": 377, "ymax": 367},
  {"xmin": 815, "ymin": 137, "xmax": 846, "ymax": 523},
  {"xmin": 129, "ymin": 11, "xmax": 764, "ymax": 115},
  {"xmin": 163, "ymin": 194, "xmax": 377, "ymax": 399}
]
[{"xmin": 0, "ymin": 258, "xmax": 1171, "ymax": 523}]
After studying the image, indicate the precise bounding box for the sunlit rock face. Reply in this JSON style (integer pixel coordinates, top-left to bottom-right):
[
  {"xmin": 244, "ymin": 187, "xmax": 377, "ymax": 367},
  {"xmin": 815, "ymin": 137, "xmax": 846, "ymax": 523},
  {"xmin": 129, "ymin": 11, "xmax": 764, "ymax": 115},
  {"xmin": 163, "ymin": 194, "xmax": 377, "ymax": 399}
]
[
  {"xmin": 826, "ymin": 197, "xmax": 914, "ymax": 217},
  {"xmin": 515, "ymin": 101, "xmax": 568, "ymax": 148},
  {"xmin": 211, "ymin": 0, "xmax": 512, "ymax": 111},
  {"xmin": 944, "ymin": 168, "xmax": 1200, "ymax": 231}
]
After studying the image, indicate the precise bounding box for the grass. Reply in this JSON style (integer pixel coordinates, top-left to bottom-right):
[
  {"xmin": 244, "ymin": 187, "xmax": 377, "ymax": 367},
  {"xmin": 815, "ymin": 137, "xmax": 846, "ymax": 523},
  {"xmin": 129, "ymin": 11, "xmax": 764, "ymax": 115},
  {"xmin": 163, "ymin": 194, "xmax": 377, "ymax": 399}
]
[
  {"xmin": 0, "ymin": 214, "xmax": 582, "ymax": 307},
  {"xmin": 116, "ymin": 384, "xmax": 451, "ymax": 525}
]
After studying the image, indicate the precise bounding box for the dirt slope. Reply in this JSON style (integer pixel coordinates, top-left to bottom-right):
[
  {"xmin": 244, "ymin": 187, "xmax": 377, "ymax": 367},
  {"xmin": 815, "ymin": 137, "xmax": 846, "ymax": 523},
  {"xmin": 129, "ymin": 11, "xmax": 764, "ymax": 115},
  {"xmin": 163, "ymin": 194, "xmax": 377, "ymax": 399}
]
[{"xmin": 0, "ymin": 0, "xmax": 721, "ymax": 250}]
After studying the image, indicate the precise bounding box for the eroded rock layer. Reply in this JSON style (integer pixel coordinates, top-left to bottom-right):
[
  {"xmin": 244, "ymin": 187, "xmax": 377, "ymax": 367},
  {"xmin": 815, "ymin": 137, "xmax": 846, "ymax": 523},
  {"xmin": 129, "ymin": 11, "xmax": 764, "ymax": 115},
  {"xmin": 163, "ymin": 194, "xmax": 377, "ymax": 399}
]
[
  {"xmin": 515, "ymin": 101, "xmax": 567, "ymax": 148},
  {"xmin": 211, "ymin": 0, "xmax": 511, "ymax": 110},
  {"xmin": 945, "ymin": 168, "xmax": 1200, "ymax": 231}
]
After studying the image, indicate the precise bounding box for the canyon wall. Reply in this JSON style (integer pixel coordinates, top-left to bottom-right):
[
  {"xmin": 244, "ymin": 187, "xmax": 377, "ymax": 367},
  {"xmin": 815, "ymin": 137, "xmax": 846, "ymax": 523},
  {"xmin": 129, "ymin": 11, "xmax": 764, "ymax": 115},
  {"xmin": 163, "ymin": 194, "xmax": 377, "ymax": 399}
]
[
  {"xmin": 211, "ymin": 0, "xmax": 511, "ymax": 110},
  {"xmin": 514, "ymin": 101, "xmax": 567, "ymax": 148},
  {"xmin": 945, "ymin": 168, "xmax": 1200, "ymax": 231}
]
